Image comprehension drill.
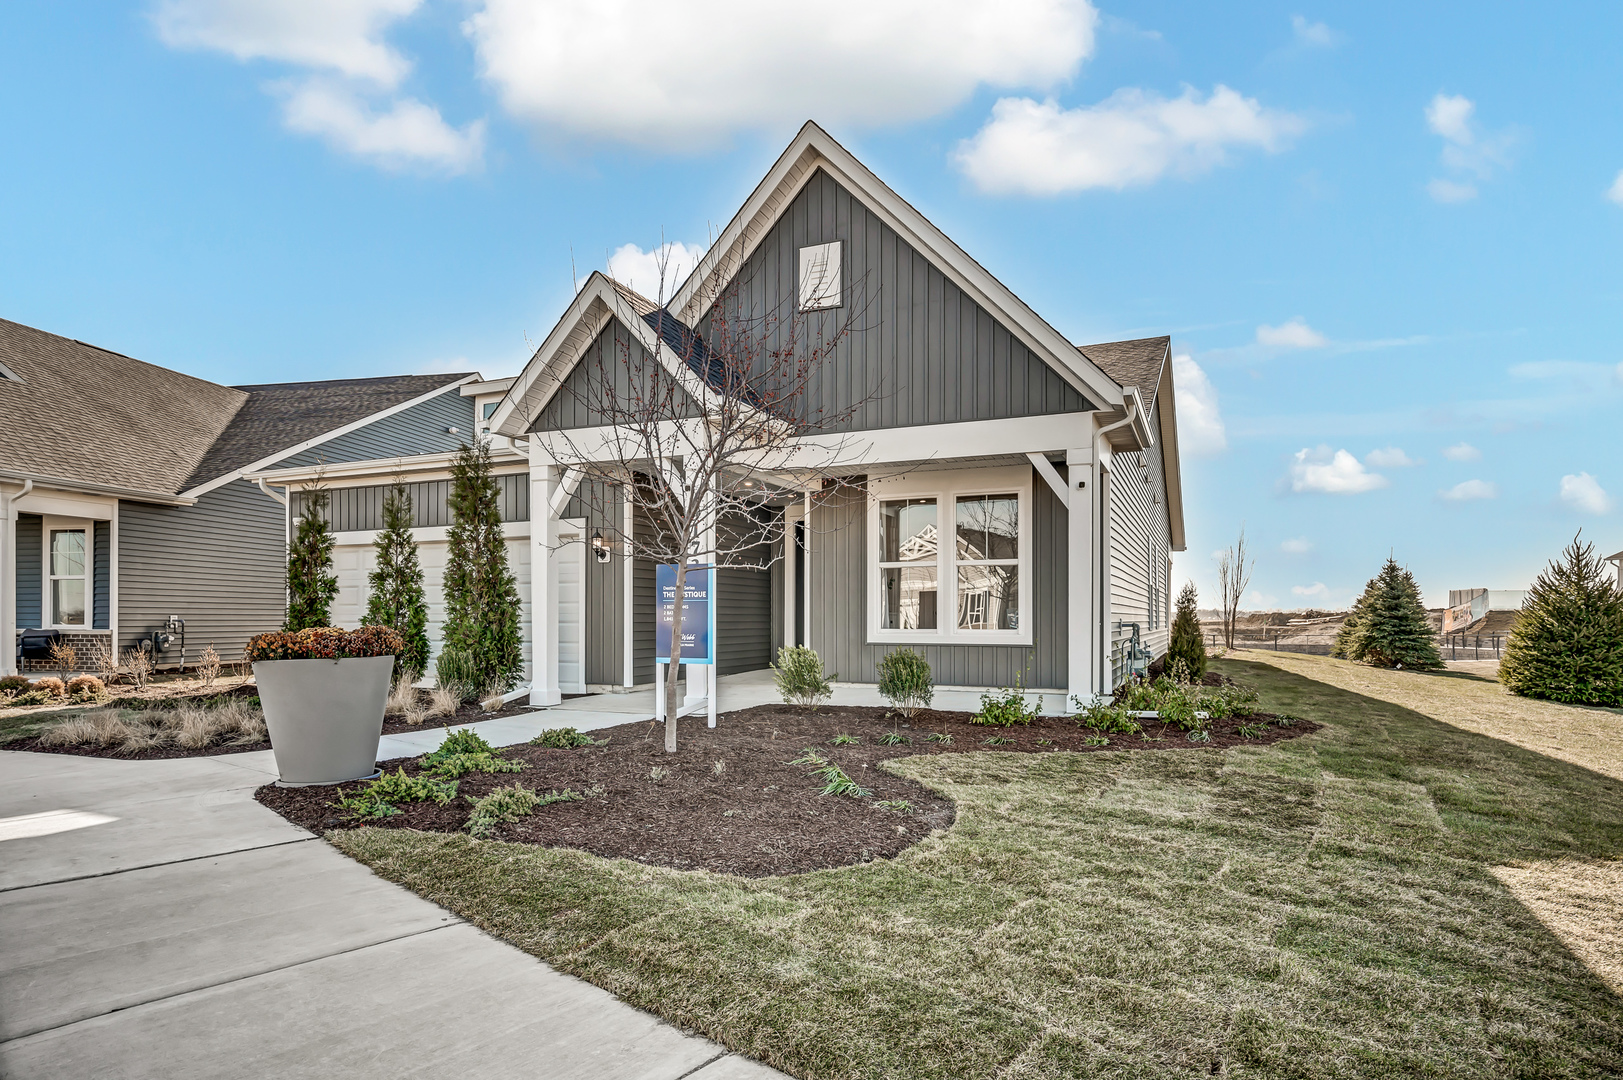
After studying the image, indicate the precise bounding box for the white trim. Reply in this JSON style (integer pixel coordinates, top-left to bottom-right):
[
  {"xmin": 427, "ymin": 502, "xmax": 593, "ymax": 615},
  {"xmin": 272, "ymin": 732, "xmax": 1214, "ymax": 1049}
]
[
  {"xmin": 246, "ymin": 447, "xmax": 529, "ymax": 488},
  {"xmin": 41, "ymin": 515, "xmax": 92, "ymax": 631},
  {"xmin": 109, "ymin": 506, "xmax": 119, "ymax": 654},
  {"xmin": 867, "ymin": 465, "xmax": 1032, "ymax": 647},
  {"xmin": 668, "ymin": 122, "xmax": 1125, "ymax": 410},
  {"xmin": 14, "ymin": 490, "xmax": 116, "ymax": 520},
  {"xmin": 622, "ymin": 494, "xmax": 634, "ymax": 688},
  {"xmin": 181, "ymin": 375, "xmax": 482, "ymax": 500},
  {"xmin": 1027, "ymin": 453, "xmax": 1069, "ymax": 510},
  {"xmin": 458, "ymin": 377, "xmax": 517, "ymax": 398}
]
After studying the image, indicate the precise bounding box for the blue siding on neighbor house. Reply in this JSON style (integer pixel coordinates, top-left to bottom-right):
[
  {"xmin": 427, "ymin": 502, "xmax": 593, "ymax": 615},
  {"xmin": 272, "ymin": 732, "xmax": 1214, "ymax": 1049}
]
[
  {"xmin": 282, "ymin": 388, "xmax": 478, "ymax": 468},
  {"xmin": 15, "ymin": 513, "xmax": 41, "ymax": 628},
  {"xmin": 706, "ymin": 167, "xmax": 1094, "ymax": 434},
  {"xmin": 93, "ymin": 520, "xmax": 109, "ymax": 630}
]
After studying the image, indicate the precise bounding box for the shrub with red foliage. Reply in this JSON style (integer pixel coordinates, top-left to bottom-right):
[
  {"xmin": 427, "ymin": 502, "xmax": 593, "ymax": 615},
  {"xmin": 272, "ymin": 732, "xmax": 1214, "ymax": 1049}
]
[{"xmin": 246, "ymin": 626, "xmax": 404, "ymax": 663}]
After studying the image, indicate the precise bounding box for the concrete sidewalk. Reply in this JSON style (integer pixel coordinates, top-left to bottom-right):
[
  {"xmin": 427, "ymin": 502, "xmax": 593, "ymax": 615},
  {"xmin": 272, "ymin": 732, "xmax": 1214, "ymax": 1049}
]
[{"xmin": 0, "ymin": 746, "xmax": 789, "ymax": 1079}]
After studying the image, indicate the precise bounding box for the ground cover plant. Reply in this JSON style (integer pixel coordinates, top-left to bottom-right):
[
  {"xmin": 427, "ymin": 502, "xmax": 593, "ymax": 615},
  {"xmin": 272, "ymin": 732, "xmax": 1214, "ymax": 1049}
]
[
  {"xmin": 322, "ymin": 658, "xmax": 1623, "ymax": 1079},
  {"xmin": 260, "ymin": 700, "xmax": 1305, "ymax": 877}
]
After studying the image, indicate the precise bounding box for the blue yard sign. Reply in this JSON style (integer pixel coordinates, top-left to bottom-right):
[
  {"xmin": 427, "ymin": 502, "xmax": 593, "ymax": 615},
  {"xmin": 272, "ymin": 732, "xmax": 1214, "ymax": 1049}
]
[{"xmin": 655, "ymin": 563, "xmax": 715, "ymax": 664}]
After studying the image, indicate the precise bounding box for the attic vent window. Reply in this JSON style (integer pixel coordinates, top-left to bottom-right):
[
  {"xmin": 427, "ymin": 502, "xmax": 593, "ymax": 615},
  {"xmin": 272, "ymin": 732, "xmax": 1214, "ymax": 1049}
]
[
  {"xmin": 798, "ymin": 241, "xmax": 842, "ymax": 312},
  {"xmin": 0, "ymin": 360, "xmax": 19, "ymax": 383}
]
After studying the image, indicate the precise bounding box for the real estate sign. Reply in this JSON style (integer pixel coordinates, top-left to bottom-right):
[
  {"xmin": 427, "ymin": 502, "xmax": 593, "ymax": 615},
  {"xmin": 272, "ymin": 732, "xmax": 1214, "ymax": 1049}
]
[{"xmin": 655, "ymin": 563, "xmax": 715, "ymax": 665}]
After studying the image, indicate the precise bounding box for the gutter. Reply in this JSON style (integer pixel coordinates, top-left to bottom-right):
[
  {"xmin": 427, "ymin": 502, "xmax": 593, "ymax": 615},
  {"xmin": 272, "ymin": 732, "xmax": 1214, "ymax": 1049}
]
[{"xmin": 0, "ymin": 470, "xmax": 195, "ymax": 506}]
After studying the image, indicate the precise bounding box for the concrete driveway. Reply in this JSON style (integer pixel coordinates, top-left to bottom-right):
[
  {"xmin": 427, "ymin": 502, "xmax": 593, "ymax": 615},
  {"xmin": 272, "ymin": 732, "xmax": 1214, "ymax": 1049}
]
[{"xmin": 0, "ymin": 739, "xmax": 788, "ymax": 1079}]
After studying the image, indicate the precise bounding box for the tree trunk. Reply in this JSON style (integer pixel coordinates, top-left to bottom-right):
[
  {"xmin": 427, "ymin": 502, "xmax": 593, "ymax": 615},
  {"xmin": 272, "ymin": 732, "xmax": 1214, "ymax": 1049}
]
[{"xmin": 663, "ymin": 561, "xmax": 688, "ymax": 753}]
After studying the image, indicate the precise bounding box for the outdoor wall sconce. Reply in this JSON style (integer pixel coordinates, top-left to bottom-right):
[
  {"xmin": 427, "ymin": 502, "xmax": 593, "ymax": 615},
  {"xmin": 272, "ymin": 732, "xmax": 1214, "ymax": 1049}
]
[{"xmin": 592, "ymin": 532, "xmax": 611, "ymax": 563}]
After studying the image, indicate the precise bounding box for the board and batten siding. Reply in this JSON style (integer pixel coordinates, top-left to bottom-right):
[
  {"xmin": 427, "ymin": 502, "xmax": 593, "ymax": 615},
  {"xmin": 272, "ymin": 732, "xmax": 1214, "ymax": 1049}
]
[
  {"xmin": 93, "ymin": 521, "xmax": 110, "ymax": 629},
  {"xmin": 560, "ymin": 482, "xmax": 627, "ymax": 687},
  {"xmin": 14, "ymin": 513, "xmax": 41, "ymax": 627},
  {"xmin": 809, "ymin": 471, "xmax": 1068, "ymax": 688},
  {"xmin": 1107, "ymin": 433, "xmax": 1173, "ymax": 685},
  {"xmin": 289, "ymin": 474, "xmax": 527, "ymax": 530},
  {"xmin": 281, "ymin": 389, "xmax": 477, "ymax": 468},
  {"xmin": 117, "ymin": 480, "xmax": 287, "ymax": 659},
  {"xmin": 708, "ymin": 167, "xmax": 1093, "ymax": 433},
  {"xmin": 526, "ymin": 320, "xmax": 700, "ymax": 434}
]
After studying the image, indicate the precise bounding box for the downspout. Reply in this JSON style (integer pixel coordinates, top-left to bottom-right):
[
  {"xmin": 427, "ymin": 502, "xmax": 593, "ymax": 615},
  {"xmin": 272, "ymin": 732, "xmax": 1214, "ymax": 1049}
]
[
  {"xmin": 256, "ymin": 477, "xmax": 288, "ymax": 507},
  {"xmin": 1, "ymin": 480, "xmax": 34, "ymax": 677},
  {"xmin": 1092, "ymin": 394, "xmax": 1141, "ymax": 693}
]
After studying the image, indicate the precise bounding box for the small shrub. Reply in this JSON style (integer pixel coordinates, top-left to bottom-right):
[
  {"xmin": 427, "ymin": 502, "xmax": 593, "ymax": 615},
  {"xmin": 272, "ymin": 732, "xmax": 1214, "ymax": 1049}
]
[
  {"xmin": 1165, "ymin": 582, "xmax": 1208, "ymax": 680},
  {"xmin": 66, "ymin": 674, "xmax": 105, "ymax": 696},
  {"xmin": 1, "ymin": 674, "xmax": 32, "ymax": 694},
  {"xmin": 876, "ymin": 731, "xmax": 911, "ymax": 746},
  {"xmin": 1081, "ymin": 734, "xmax": 1110, "ymax": 747},
  {"xmin": 831, "ymin": 733, "xmax": 861, "ymax": 746},
  {"xmin": 1238, "ymin": 722, "xmax": 1270, "ymax": 739},
  {"xmin": 123, "ymin": 646, "xmax": 153, "ymax": 689},
  {"xmin": 48, "ymin": 639, "xmax": 78, "ymax": 682},
  {"xmin": 1274, "ymin": 714, "xmax": 1301, "ymax": 727},
  {"xmin": 9, "ymin": 690, "xmax": 53, "ymax": 707},
  {"xmin": 247, "ymin": 625, "xmax": 404, "ymax": 662},
  {"xmin": 32, "ymin": 677, "xmax": 66, "ymax": 698},
  {"xmin": 530, "ymin": 727, "xmax": 603, "ymax": 749},
  {"xmin": 877, "ymin": 648, "xmax": 933, "ymax": 718},
  {"xmin": 772, "ymin": 646, "xmax": 835, "ymax": 709},
  {"xmin": 790, "ymin": 749, "xmax": 871, "ymax": 798},
  {"xmin": 972, "ymin": 682, "xmax": 1041, "ymax": 726},
  {"xmin": 434, "ymin": 647, "xmax": 482, "ymax": 701},
  {"xmin": 88, "ymin": 640, "xmax": 120, "ymax": 685},
  {"xmin": 465, "ymin": 785, "xmax": 576, "ymax": 838},
  {"xmin": 198, "ymin": 645, "xmax": 222, "ymax": 689},
  {"xmin": 1155, "ymin": 685, "xmax": 1202, "ymax": 731},
  {"xmin": 1077, "ymin": 701, "xmax": 1141, "ymax": 734},
  {"xmin": 924, "ymin": 732, "xmax": 953, "ymax": 746},
  {"xmin": 425, "ymin": 752, "xmax": 525, "ymax": 779},
  {"xmin": 423, "ymin": 728, "xmax": 495, "ymax": 767},
  {"xmin": 1186, "ymin": 729, "xmax": 1211, "ymax": 743},
  {"xmin": 981, "ymin": 735, "xmax": 1015, "ymax": 746},
  {"xmin": 1199, "ymin": 683, "xmax": 1260, "ymax": 720},
  {"xmin": 334, "ymin": 768, "xmax": 457, "ymax": 821},
  {"xmin": 874, "ymin": 799, "xmax": 913, "ymax": 813}
]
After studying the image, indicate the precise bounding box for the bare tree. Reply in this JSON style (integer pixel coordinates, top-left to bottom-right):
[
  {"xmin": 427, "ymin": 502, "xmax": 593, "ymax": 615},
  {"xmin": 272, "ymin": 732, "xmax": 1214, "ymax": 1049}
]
[
  {"xmin": 1216, "ymin": 528, "xmax": 1255, "ymax": 649},
  {"xmin": 516, "ymin": 246, "xmax": 876, "ymax": 751}
]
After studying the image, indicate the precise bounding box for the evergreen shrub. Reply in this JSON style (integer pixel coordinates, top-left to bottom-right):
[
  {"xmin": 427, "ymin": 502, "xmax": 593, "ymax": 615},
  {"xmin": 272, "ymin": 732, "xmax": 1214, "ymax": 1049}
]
[
  {"xmin": 1165, "ymin": 583, "xmax": 1208, "ymax": 680},
  {"xmin": 1500, "ymin": 535, "xmax": 1623, "ymax": 706},
  {"xmin": 364, "ymin": 481, "xmax": 431, "ymax": 679},
  {"xmin": 285, "ymin": 488, "xmax": 338, "ymax": 631},
  {"xmin": 773, "ymin": 645, "xmax": 834, "ymax": 709},
  {"xmin": 441, "ymin": 442, "xmax": 524, "ymax": 692},
  {"xmin": 877, "ymin": 648, "xmax": 933, "ymax": 717},
  {"xmin": 1333, "ymin": 557, "xmax": 1443, "ymax": 670}
]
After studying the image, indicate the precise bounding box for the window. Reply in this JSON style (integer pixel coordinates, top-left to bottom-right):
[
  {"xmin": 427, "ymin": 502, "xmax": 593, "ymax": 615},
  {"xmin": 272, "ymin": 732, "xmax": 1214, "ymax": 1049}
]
[
  {"xmin": 797, "ymin": 241, "xmax": 842, "ymax": 311},
  {"xmin": 48, "ymin": 527, "xmax": 87, "ymax": 627},
  {"xmin": 480, "ymin": 400, "xmax": 499, "ymax": 436},
  {"xmin": 868, "ymin": 466, "xmax": 1031, "ymax": 645}
]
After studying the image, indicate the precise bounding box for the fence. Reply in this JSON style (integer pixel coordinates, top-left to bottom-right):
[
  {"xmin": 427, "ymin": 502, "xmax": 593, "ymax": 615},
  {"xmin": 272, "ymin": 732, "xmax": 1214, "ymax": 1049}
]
[{"xmin": 1207, "ymin": 631, "xmax": 1504, "ymax": 660}]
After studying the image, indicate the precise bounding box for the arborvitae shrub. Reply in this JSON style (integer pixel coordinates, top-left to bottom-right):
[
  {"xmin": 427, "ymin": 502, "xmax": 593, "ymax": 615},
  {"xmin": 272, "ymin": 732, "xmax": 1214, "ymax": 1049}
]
[
  {"xmin": 364, "ymin": 482, "xmax": 431, "ymax": 679},
  {"xmin": 1165, "ymin": 582, "xmax": 1208, "ymax": 680},
  {"xmin": 441, "ymin": 441, "xmax": 524, "ymax": 693},
  {"xmin": 285, "ymin": 488, "xmax": 338, "ymax": 631},
  {"xmin": 1500, "ymin": 535, "xmax": 1623, "ymax": 706},
  {"xmin": 1333, "ymin": 557, "xmax": 1442, "ymax": 670}
]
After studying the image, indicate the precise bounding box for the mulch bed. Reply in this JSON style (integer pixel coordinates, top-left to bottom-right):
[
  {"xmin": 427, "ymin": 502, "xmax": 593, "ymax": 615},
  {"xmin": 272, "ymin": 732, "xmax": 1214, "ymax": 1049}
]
[
  {"xmin": 256, "ymin": 704, "xmax": 1315, "ymax": 878},
  {"xmin": 2, "ymin": 701, "xmax": 529, "ymax": 761}
]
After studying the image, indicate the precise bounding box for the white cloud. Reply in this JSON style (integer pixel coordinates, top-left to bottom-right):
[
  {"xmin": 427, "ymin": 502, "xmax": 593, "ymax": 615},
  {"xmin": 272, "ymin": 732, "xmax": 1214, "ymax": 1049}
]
[
  {"xmin": 1427, "ymin": 178, "xmax": 1477, "ymax": 203},
  {"xmin": 604, "ymin": 242, "xmax": 706, "ymax": 304},
  {"xmin": 279, "ymin": 80, "xmax": 485, "ymax": 173},
  {"xmin": 1608, "ymin": 169, "xmax": 1623, "ymax": 206},
  {"xmin": 1171, "ymin": 354, "xmax": 1226, "ymax": 455},
  {"xmin": 1559, "ymin": 472, "xmax": 1613, "ymax": 514},
  {"xmin": 1244, "ymin": 590, "xmax": 1278, "ymax": 609},
  {"xmin": 1440, "ymin": 479, "xmax": 1497, "ymax": 501},
  {"xmin": 1425, "ymin": 93, "xmax": 1514, "ymax": 202},
  {"xmin": 956, "ymin": 85, "xmax": 1305, "ymax": 195},
  {"xmin": 1280, "ymin": 537, "xmax": 1313, "ymax": 554},
  {"xmin": 1256, "ymin": 318, "xmax": 1327, "ymax": 348},
  {"xmin": 1443, "ymin": 441, "xmax": 1481, "ymax": 462},
  {"xmin": 153, "ymin": 0, "xmax": 420, "ymax": 86},
  {"xmin": 1365, "ymin": 446, "xmax": 1417, "ymax": 468},
  {"xmin": 1290, "ymin": 15, "xmax": 1338, "ymax": 46},
  {"xmin": 467, "ymin": 0, "xmax": 1098, "ymax": 148},
  {"xmin": 1288, "ymin": 446, "xmax": 1389, "ymax": 494},
  {"xmin": 1291, "ymin": 581, "xmax": 1328, "ymax": 598}
]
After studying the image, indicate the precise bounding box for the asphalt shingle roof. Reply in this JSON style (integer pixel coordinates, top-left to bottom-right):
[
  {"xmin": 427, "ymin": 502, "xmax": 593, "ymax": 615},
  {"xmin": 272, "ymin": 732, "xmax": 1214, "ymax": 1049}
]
[
  {"xmin": 1078, "ymin": 336, "xmax": 1170, "ymax": 406},
  {"xmin": 181, "ymin": 373, "xmax": 473, "ymax": 490}
]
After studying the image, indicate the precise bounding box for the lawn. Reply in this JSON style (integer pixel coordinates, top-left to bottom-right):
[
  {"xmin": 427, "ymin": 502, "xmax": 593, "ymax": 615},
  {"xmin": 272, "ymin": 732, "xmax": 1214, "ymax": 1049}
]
[{"xmin": 333, "ymin": 657, "xmax": 1623, "ymax": 1079}]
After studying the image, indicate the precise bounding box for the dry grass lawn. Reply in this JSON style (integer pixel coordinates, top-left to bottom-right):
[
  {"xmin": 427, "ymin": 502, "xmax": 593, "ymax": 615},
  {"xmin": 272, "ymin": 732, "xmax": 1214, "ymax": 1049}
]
[
  {"xmin": 333, "ymin": 657, "xmax": 1623, "ymax": 1079},
  {"xmin": 34, "ymin": 698, "xmax": 265, "ymax": 753}
]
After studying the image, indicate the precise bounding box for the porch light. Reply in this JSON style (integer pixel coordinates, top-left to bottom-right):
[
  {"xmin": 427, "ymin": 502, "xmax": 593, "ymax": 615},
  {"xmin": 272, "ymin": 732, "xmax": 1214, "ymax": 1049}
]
[{"xmin": 592, "ymin": 532, "xmax": 611, "ymax": 563}]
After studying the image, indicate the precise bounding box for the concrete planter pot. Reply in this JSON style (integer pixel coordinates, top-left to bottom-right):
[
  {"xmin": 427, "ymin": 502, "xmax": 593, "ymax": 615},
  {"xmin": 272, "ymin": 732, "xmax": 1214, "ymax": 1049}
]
[{"xmin": 253, "ymin": 655, "xmax": 395, "ymax": 786}]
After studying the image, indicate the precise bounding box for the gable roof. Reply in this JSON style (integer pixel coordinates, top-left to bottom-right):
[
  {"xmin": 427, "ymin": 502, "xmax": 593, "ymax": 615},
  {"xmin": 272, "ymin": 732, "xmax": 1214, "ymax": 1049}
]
[
  {"xmin": 1080, "ymin": 336, "xmax": 1170, "ymax": 405},
  {"xmin": 669, "ymin": 121, "xmax": 1127, "ymax": 411},
  {"xmin": 181, "ymin": 373, "xmax": 475, "ymax": 491},
  {"xmin": 0, "ymin": 318, "xmax": 247, "ymax": 498},
  {"xmin": 1079, "ymin": 334, "xmax": 1185, "ymax": 552}
]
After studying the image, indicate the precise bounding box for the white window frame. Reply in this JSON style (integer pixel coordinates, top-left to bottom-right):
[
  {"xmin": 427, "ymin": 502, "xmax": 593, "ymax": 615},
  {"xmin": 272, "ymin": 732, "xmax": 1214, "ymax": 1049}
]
[
  {"xmin": 42, "ymin": 515, "xmax": 92, "ymax": 630},
  {"xmin": 867, "ymin": 465, "xmax": 1032, "ymax": 646},
  {"xmin": 798, "ymin": 241, "xmax": 842, "ymax": 312}
]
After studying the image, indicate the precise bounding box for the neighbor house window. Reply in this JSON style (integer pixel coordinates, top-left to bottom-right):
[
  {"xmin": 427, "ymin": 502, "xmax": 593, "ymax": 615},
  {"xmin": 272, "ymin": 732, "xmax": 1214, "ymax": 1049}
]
[
  {"xmin": 48, "ymin": 526, "xmax": 87, "ymax": 627},
  {"xmin": 869, "ymin": 466, "xmax": 1031, "ymax": 645}
]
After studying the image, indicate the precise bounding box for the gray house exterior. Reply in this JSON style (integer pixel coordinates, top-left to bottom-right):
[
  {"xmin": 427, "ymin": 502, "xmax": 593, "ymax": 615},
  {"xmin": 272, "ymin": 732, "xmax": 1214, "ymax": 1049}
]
[
  {"xmin": 0, "ymin": 316, "xmax": 480, "ymax": 676},
  {"xmin": 247, "ymin": 122, "xmax": 1185, "ymax": 710}
]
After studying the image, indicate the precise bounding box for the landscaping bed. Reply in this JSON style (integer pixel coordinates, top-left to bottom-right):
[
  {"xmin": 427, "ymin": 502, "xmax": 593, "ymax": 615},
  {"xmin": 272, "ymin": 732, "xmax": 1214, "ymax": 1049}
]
[{"xmin": 257, "ymin": 703, "xmax": 1311, "ymax": 877}]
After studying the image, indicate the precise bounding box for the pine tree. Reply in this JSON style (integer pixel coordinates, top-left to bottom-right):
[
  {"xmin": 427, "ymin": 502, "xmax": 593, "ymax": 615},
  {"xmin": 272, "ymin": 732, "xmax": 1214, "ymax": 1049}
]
[
  {"xmin": 1500, "ymin": 535, "xmax": 1623, "ymax": 706},
  {"xmin": 1333, "ymin": 556, "xmax": 1443, "ymax": 669},
  {"xmin": 1165, "ymin": 582, "xmax": 1208, "ymax": 679},
  {"xmin": 284, "ymin": 488, "xmax": 337, "ymax": 631},
  {"xmin": 441, "ymin": 440, "xmax": 524, "ymax": 692},
  {"xmin": 363, "ymin": 481, "xmax": 430, "ymax": 678}
]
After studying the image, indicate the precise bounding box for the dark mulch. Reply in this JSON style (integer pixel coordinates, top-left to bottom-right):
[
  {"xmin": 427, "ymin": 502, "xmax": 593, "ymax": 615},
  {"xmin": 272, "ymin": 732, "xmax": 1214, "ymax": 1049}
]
[
  {"xmin": 3, "ymin": 701, "xmax": 530, "ymax": 761},
  {"xmin": 256, "ymin": 704, "xmax": 1315, "ymax": 878}
]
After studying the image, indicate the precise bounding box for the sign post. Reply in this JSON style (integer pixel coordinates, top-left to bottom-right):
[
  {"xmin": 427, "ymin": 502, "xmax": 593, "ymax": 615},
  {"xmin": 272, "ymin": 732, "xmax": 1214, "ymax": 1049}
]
[{"xmin": 655, "ymin": 563, "xmax": 718, "ymax": 728}]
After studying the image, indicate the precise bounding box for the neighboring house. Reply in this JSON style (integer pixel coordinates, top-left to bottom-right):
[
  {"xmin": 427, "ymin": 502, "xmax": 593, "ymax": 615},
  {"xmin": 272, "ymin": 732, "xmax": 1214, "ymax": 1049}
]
[
  {"xmin": 0, "ymin": 316, "xmax": 481, "ymax": 676},
  {"xmin": 1442, "ymin": 588, "xmax": 1526, "ymax": 636},
  {"xmin": 247, "ymin": 122, "xmax": 1185, "ymax": 709},
  {"xmin": 1607, "ymin": 549, "xmax": 1623, "ymax": 588}
]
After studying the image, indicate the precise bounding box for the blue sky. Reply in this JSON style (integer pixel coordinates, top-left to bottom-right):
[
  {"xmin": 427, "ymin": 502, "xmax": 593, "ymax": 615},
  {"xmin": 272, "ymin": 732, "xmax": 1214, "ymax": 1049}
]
[{"xmin": 2, "ymin": 1, "xmax": 1620, "ymax": 607}]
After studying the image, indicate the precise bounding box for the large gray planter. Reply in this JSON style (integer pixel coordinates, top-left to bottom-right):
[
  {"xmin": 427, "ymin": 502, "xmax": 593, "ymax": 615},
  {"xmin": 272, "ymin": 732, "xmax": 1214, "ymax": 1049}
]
[{"xmin": 253, "ymin": 655, "xmax": 395, "ymax": 786}]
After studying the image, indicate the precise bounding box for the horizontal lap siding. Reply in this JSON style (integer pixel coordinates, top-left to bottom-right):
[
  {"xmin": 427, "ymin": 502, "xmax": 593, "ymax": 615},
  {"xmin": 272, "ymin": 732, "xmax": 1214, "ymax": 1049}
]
[
  {"xmin": 93, "ymin": 521, "xmax": 110, "ymax": 629},
  {"xmin": 15, "ymin": 514, "xmax": 41, "ymax": 627},
  {"xmin": 1108, "ymin": 441, "xmax": 1171, "ymax": 685},
  {"xmin": 289, "ymin": 474, "xmax": 527, "ymax": 530},
  {"xmin": 117, "ymin": 480, "xmax": 286, "ymax": 660},
  {"xmin": 810, "ymin": 473, "xmax": 1066, "ymax": 688},
  {"xmin": 281, "ymin": 390, "xmax": 477, "ymax": 467},
  {"xmin": 713, "ymin": 168, "xmax": 1092, "ymax": 433}
]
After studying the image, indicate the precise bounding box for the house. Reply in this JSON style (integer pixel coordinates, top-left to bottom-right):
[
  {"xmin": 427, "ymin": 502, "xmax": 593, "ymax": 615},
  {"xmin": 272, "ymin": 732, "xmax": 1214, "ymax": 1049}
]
[
  {"xmin": 0, "ymin": 316, "xmax": 484, "ymax": 676},
  {"xmin": 245, "ymin": 122, "xmax": 1185, "ymax": 709},
  {"xmin": 1442, "ymin": 587, "xmax": 1526, "ymax": 636}
]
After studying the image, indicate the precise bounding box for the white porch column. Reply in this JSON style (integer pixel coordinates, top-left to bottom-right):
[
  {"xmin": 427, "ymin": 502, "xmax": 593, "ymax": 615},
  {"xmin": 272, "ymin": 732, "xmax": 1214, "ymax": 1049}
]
[
  {"xmin": 529, "ymin": 462, "xmax": 562, "ymax": 707},
  {"xmin": 0, "ymin": 489, "xmax": 16, "ymax": 678},
  {"xmin": 1064, "ymin": 447, "xmax": 1095, "ymax": 708},
  {"xmin": 781, "ymin": 501, "xmax": 801, "ymax": 650},
  {"xmin": 621, "ymin": 492, "xmax": 634, "ymax": 689}
]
